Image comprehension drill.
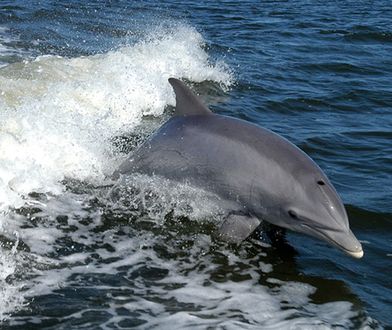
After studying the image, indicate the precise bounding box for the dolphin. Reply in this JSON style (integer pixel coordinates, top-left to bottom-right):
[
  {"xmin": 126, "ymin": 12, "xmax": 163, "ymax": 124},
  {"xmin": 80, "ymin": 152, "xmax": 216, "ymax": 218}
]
[{"xmin": 116, "ymin": 78, "xmax": 363, "ymax": 258}]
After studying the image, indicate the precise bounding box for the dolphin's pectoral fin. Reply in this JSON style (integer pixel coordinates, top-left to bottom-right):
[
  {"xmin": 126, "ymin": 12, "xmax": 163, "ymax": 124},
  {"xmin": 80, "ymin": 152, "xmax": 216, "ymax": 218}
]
[
  {"xmin": 218, "ymin": 213, "xmax": 261, "ymax": 244},
  {"xmin": 168, "ymin": 78, "xmax": 213, "ymax": 116},
  {"xmin": 265, "ymin": 224, "xmax": 287, "ymax": 245},
  {"xmin": 261, "ymin": 224, "xmax": 298, "ymax": 255}
]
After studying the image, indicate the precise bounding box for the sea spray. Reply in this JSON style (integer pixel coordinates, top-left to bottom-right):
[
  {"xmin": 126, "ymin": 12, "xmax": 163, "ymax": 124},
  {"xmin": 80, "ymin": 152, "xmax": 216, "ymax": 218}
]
[{"xmin": 0, "ymin": 24, "xmax": 233, "ymax": 213}]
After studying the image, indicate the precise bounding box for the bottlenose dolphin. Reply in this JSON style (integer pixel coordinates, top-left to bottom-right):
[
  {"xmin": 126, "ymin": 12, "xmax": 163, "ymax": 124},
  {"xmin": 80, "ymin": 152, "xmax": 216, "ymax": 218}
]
[{"xmin": 116, "ymin": 78, "xmax": 363, "ymax": 258}]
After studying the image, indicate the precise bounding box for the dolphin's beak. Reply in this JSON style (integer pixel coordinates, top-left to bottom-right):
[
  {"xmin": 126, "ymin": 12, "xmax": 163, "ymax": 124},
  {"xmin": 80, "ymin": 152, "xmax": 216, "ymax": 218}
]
[
  {"xmin": 301, "ymin": 224, "xmax": 364, "ymax": 258},
  {"xmin": 332, "ymin": 229, "xmax": 364, "ymax": 258}
]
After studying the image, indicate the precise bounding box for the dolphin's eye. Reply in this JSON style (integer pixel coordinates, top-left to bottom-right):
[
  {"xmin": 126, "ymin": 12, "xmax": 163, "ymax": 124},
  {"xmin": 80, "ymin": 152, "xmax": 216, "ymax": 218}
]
[
  {"xmin": 317, "ymin": 180, "xmax": 325, "ymax": 186},
  {"xmin": 288, "ymin": 210, "xmax": 298, "ymax": 219}
]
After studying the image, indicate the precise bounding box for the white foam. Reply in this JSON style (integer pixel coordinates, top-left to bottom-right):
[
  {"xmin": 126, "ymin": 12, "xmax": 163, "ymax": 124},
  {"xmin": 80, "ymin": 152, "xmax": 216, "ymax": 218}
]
[{"xmin": 0, "ymin": 24, "xmax": 233, "ymax": 213}]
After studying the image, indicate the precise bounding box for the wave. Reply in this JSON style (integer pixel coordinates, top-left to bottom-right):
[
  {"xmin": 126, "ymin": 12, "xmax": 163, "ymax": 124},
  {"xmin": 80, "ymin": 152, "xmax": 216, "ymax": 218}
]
[
  {"xmin": 345, "ymin": 27, "xmax": 392, "ymax": 43},
  {"xmin": 0, "ymin": 23, "xmax": 233, "ymax": 212}
]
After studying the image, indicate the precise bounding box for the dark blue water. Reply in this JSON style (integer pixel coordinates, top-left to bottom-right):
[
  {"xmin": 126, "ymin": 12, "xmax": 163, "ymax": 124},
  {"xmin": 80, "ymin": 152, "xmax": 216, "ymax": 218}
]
[{"xmin": 0, "ymin": 1, "xmax": 391, "ymax": 329}]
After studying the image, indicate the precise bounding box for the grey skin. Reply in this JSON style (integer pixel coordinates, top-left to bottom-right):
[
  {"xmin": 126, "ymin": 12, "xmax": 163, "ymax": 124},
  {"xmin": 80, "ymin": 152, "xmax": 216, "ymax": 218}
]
[{"xmin": 117, "ymin": 78, "xmax": 363, "ymax": 258}]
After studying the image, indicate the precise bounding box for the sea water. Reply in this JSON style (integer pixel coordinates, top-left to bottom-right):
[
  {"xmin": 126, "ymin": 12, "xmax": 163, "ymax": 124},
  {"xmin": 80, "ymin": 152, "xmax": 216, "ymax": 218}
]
[{"xmin": 0, "ymin": 1, "xmax": 391, "ymax": 329}]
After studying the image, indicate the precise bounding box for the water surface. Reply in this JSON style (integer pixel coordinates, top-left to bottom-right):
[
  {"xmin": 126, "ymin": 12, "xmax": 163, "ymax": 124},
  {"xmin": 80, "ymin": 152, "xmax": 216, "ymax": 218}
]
[{"xmin": 0, "ymin": 1, "xmax": 391, "ymax": 329}]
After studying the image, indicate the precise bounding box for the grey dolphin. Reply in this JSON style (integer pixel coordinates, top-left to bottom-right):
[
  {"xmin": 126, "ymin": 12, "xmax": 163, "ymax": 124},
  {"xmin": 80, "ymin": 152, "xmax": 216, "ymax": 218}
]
[{"xmin": 117, "ymin": 78, "xmax": 363, "ymax": 258}]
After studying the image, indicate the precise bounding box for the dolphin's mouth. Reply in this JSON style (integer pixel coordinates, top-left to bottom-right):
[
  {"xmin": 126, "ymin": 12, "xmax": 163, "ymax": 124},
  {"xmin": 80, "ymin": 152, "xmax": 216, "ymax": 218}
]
[{"xmin": 300, "ymin": 223, "xmax": 364, "ymax": 259}]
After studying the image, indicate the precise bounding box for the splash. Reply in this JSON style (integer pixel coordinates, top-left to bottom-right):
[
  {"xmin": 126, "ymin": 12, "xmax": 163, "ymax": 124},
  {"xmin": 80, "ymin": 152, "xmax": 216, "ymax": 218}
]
[{"xmin": 0, "ymin": 24, "xmax": 233, "ymax": 212}]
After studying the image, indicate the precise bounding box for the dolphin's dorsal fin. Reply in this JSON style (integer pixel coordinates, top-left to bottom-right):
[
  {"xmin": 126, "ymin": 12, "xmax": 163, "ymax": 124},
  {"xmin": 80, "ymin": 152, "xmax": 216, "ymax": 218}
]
[{"xmin": 168, "ymin": 78, "xmax": 212, "ymax": 116}]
